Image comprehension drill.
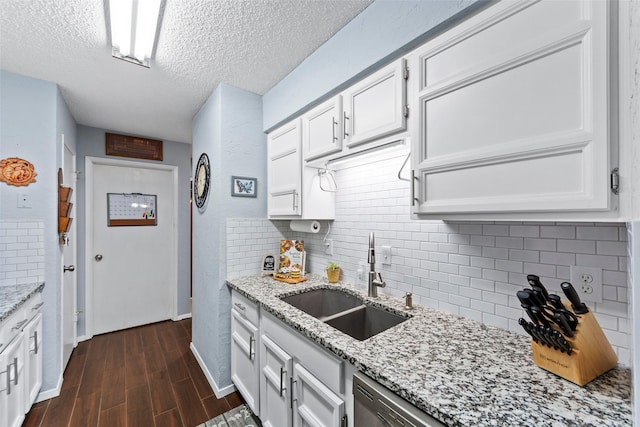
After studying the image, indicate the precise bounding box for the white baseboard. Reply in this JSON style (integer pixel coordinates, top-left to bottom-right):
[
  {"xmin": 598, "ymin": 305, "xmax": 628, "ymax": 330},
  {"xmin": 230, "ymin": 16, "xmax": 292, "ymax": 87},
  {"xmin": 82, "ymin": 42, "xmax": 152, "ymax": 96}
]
[
  {"xmin": 190, "ymin": 342, "xmax": 236, "ymax": 398},
  {"xmin": 174, "ymin": 312, "xmax": 192, "ymax": 321},
  {"xmin": 36, "ymin": 373, "xmax": 63, "ymax": 402},
  {"xmin": 77, "ymin": 334, "xmax": 91, "ymax": 342}
]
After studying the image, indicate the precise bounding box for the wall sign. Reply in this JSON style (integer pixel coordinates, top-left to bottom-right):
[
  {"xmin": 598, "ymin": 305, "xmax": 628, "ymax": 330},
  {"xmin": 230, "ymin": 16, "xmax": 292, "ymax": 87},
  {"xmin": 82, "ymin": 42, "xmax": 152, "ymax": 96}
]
[
  {"xmin": 0, "ymin": 157, "xmax": 37, "ymax": 186},
  {"xmin": 107, "ymin": 193, "xmax": 157, "ymax": 226},
  {"xmin": 106, "ymin": 132, "xmax": 163, "ymax": 161}
]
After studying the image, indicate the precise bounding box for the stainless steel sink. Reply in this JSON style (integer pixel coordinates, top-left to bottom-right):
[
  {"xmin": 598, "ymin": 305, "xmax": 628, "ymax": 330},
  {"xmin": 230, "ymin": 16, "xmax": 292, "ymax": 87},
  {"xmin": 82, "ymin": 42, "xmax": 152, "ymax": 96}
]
[
  {"xmin": 280, "ymin": 288, "xmax": 363, "ymax": 321},
  {"xmin": 325, "ymin": 305, "xmax": 407, "ymax": 341},
  {"xmin": 280, "ymin": 288, "xmax": 409, "ymax": 340}
]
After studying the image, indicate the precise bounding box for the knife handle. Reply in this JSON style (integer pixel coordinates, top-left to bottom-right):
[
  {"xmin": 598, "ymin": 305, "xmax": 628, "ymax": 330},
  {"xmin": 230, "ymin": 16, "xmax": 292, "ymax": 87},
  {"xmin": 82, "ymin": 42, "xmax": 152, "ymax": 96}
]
[
  {"xmin": 518, "ymin": 318, "xmax": 538, "ymax": 343},
  {"xmin": 553, "ymin": 312, "xmax": 574, "ymax": 337},
  {"xmin": 547, "ymin": 294, "xmax": 565, "ymax": 311},
  {"xmin": 530, "ymin": 306, "xmax": 550, "ymax": 328},
  {"xmin": 527, "ymin": 274, "xmax": 550, "ymax": 301},
  {"xmin": 560, "ymin": 282, "xmax": 589, "ymax": 314}
]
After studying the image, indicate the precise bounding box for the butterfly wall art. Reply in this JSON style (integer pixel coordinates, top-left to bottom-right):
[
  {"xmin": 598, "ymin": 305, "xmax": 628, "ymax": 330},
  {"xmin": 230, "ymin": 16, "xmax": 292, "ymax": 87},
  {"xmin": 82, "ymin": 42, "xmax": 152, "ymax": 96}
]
[{"xmin": 231, "ymin": 176, "xmax": 257, "ymax": 198}]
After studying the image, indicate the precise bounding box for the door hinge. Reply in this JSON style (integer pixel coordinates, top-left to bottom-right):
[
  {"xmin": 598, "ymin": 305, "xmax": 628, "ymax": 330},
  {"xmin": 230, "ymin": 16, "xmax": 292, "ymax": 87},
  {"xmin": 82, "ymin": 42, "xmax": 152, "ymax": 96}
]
[
  {"xmin": 341, "ymin": 414, "xmax": 348, "ymax": 427},
  {"xmin": 610, "ymin": 168, "xmax": 619, "ymax": 195},
  {"xmin": 403, "ymin": 105, "xmax": 409, "ymax": 118}
]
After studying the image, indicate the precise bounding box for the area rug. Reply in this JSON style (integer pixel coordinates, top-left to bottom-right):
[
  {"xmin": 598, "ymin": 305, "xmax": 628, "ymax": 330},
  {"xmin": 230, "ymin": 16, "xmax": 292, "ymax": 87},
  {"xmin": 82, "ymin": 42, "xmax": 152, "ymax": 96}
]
[{"xmin": 198, "ymin": 404, "xmax": 262, "ymax": 427}]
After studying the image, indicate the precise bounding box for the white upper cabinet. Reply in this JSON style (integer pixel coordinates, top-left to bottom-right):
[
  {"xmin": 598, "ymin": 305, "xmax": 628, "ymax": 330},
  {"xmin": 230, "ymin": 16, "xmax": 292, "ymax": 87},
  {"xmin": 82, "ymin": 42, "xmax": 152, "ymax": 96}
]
[
  {"xmin": 268, "ymin": 120, "xmax": 302, "ymax": 217},
  {"xmin": 302, "ymin": 96, "xmax": 343, "ymax": 161},
  {"xmin": 343, "ymin": 58, "xmax": 408, "ymax": 149},
  {"xmin": 408, "ymin": 0, "xmax": 616, "ymax": 220}
]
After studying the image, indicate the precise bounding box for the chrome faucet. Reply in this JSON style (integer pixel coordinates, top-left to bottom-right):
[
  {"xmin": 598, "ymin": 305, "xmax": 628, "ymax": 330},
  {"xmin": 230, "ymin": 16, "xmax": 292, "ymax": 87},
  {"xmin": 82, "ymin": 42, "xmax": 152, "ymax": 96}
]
[{"xmin": 368, "ymin": 232, "xmax": 386, "ymax": 297}]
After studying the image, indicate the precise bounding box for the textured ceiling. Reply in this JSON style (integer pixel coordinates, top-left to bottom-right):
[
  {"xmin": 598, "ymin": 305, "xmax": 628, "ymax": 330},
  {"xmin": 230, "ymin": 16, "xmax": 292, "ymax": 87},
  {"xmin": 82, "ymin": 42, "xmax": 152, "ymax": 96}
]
[{"xmin": 0, "ymin": 0, "xmax": 373, "ymax": 143}]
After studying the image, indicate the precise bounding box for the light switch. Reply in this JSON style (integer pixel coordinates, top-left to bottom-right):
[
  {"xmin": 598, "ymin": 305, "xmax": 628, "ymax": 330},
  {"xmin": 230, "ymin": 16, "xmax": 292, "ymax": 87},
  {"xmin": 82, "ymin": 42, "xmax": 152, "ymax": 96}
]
[
  {"xmin": 17, "ymin": 193, "xmax": 32, "ymax": 208},
  {"xmin": 381, "ymin": 246, "xmax": 392, "ymax": 266}
]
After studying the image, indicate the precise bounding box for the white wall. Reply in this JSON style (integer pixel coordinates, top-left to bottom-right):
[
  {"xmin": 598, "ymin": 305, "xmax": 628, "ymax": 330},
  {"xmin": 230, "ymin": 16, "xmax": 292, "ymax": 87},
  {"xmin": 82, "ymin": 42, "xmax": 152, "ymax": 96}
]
[
  {"xmin": 227, "ymin": 148, "xmax": 632, "ymax": 366},
  {"xmin": 0, "ymin": 70, "xmax": 76, "ymax": 394}
]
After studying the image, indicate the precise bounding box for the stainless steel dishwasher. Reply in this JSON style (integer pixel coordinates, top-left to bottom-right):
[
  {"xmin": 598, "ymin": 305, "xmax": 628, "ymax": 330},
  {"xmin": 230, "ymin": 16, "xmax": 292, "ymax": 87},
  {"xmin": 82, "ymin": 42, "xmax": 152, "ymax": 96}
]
[{"xmin": 353, "ymin": 372, "xmax": 446, "ymax": 427}]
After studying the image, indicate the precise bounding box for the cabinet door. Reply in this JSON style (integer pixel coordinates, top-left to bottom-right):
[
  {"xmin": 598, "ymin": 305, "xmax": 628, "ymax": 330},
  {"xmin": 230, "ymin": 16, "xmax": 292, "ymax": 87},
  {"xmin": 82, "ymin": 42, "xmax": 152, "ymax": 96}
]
[
  {"xmin": 268, "ymin": 120, "xmax": 302, "ymax": 217},
  {"xmin": 343, "ymin": 58, "xmax": 408, "ymax": 148},
  {"xmin": 260, "ymin": 335, "xmax": 293, "ymax": 427},
  {"xmin": 293, "ymin": 363, "xmax": 344, "ymax": 427},
  {"xmin": 23, "ymin": 313, "xmax": 42, "ymax": 413},
  {"xmin": 302, "ymin": 96, "xmax": 343, "ymax": 161},
  {"xmin": 0, "ymin": 333, "xmax": 25, "ymax": 427},
  {"xmin": 231, "ymin": 309, "xmax": 259, "ymax": 414},
  {"xmin": 409, "ymin": 0, "xmax": 613, "ymax": 218}
]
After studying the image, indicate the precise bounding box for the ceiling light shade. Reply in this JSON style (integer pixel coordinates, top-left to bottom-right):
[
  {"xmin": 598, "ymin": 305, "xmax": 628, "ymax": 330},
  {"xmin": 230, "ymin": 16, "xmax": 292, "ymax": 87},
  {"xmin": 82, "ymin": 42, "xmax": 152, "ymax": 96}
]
[{"xmin": 108, "ymin": 0, "xmax": 162, "ymax": 67}]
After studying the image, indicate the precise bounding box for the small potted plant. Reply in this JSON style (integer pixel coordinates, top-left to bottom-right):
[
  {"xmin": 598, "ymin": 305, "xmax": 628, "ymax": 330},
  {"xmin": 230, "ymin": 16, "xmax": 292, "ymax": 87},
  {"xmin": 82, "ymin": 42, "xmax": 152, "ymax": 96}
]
[{"xmin": 326, "ymin": 261, "xmax": 341, "ymax": 283}]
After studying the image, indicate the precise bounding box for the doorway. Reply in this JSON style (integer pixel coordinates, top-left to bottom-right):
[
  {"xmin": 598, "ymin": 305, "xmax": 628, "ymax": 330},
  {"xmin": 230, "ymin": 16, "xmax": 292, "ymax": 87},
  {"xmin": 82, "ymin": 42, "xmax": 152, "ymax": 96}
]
[
  {"xmin": 62, "ymin": 140, "xmax": 77, "ymax": 369},
  {"xmin": 85, "ymin": 157, "xmax": 178, "ymax": 336}
]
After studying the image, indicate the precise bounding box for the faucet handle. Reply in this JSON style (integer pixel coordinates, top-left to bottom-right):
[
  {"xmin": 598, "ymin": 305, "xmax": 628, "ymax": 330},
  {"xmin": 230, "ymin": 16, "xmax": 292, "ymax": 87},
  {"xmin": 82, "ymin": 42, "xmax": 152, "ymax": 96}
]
[{"xmin": 375, "ymin": 272, "xmax": 386, "ymax": 288}]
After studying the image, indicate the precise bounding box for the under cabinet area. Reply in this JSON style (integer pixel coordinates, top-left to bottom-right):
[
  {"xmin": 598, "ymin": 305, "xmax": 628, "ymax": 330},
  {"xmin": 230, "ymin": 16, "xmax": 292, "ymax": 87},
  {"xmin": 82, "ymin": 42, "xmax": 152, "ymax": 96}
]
[{"xmin": 408, "ymin": 0, "xmax": 616, "ymax": 220}]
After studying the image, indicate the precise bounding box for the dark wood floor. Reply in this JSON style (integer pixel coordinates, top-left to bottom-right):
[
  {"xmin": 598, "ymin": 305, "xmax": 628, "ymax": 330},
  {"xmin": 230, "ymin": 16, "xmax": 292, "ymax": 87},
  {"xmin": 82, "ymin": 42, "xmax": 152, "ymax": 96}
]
[{"xmin": 23, "ymin": 318, "xmax": 244, "ymax": 427}]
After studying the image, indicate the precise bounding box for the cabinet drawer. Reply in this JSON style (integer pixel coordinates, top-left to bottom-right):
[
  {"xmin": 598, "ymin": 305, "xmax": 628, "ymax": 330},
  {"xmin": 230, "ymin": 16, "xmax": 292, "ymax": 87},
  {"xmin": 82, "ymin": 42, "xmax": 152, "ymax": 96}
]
[
  {"xmin": 231, "ymin": 291, "xmax": 259, "ymax": 325},
  {"xmin": 23, "ymin": 292, "xmax": 43, "ymax": 320},
  {"xmin": 262, "ymin": 311, "xmax": 344, "ymax": 393},
  {"xmin": 0, "ymin": 308, "xmax": 26, "ymax": 354}
]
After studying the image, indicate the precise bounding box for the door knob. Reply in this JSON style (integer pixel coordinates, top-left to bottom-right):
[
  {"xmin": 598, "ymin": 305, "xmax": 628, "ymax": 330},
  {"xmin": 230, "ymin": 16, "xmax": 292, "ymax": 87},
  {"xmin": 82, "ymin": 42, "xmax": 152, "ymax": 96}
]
[
  {"xmin": 63, "ymin": 265, "xmax": 75, "ymax": 272},
  {"xmin": 95, "ymin": 254, "xmax": 103, "ymax": 261}
]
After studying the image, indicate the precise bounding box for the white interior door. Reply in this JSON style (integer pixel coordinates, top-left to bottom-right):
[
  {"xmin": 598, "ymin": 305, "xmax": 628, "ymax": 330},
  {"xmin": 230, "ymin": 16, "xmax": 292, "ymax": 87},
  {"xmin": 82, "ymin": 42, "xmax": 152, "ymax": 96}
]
[
  {"xmin": 90, "ymin": 161, "xmax": 176, "ymax": 335},
  {"xmin": 62, "ymin": 142, "xmax": 77, "ymax": 369}
]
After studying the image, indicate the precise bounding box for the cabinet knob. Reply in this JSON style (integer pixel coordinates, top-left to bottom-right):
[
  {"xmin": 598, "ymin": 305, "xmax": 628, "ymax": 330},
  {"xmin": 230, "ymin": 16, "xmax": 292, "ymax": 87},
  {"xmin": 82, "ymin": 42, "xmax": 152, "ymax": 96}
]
[
  {"xmin": 63, "ymin": 265, "xmax": 75, "ymax": 272},
  {"xmin": 95, "ymin": 254, "xmax": 103, "ymax": 261}
]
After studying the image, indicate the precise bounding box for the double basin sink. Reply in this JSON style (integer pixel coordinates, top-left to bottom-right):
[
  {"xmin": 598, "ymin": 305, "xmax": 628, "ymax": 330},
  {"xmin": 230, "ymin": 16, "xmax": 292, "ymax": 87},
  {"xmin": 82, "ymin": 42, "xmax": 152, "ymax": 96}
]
[{"xmin": 280, "ymin": 288, "xmax": 409, "ymax": 341}]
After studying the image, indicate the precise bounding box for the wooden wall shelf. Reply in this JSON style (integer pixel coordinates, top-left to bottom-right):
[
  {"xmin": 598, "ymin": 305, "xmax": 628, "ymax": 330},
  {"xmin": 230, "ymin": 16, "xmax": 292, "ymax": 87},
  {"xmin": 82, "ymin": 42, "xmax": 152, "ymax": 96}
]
[{"xmin": 58, "ymin": 169, "xmax": 73, "ymax": 236}]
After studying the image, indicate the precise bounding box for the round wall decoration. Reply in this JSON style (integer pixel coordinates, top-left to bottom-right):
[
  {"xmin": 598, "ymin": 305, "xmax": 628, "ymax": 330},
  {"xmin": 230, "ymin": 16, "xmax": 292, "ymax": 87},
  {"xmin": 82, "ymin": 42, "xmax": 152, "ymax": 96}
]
[
  {"xmin": 0, "ymin": 157, "xmax": 37, "ymax": 186},
  {"xmin": 194, "ymin": 153, "xmax": 210, "ymax": 209}
]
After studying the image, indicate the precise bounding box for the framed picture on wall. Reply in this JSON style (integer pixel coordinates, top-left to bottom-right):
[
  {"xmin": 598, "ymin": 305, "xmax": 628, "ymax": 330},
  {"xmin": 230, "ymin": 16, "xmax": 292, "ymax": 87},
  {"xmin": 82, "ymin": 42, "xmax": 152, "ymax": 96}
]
[{"xmin": 231, "ymin": 176, "xmax": 257, "ymax": 198}]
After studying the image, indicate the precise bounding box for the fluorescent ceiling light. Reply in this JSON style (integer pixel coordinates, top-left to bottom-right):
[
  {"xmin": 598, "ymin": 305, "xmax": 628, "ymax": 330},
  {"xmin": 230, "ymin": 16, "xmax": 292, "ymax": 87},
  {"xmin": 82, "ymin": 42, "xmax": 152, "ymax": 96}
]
[{"xmin": 108, "ymin": 0, "xmax": 162, "ymax": 67}]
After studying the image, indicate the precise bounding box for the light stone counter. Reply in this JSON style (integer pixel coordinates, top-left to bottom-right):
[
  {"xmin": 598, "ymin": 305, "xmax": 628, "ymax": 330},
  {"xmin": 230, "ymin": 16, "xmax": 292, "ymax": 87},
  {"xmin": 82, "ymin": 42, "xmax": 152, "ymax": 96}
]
[
  {"xmin": 0, "ymin": 282, "xmax": 45, "ymax": 322},
  {"xmin": 227, "ymin": 275, "xmax": 631, "ymax": 427}
]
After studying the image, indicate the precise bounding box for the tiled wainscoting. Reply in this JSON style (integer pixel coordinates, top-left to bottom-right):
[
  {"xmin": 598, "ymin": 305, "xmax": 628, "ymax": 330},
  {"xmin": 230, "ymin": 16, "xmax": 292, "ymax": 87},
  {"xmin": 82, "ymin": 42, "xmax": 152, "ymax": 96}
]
[
  {"xmin": 0, "ymin": 220, "xmax": 45, "ymax": 286},
  {"xmin": 227, "ymin": 151, "xmax": 632, "ymax": 365}
]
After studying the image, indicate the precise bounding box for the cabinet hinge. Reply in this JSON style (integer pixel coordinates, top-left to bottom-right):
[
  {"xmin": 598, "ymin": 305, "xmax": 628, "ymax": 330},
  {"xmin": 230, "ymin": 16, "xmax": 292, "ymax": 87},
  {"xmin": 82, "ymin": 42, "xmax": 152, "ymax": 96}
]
[
  {"xmin": 403, "ymin": 105, "xmax": 409, "ymax": 118},
  {"xmin": 610, "ymin": 167, "xmax": 619, "ymax": 195},
  {"xmin": 341, "ymin": 414, "xmax": 348, "ymax": 427},
  {"xmin": 403, "ymin": 65, "xmax": 409, "ymax": 80}
]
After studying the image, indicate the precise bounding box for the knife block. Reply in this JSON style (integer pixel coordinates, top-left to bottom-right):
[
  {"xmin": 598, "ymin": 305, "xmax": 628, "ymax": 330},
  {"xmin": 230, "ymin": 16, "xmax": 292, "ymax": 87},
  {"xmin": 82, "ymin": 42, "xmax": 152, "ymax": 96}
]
[{"xmin": 530, "ymin": 308, "xmax": 617, "ymax": 386}]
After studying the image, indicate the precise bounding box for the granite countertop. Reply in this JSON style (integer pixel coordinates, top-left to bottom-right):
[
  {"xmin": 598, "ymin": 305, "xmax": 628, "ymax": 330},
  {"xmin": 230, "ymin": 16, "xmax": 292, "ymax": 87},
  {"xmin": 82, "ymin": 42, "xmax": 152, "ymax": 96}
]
[
  {"xmin": 227, "ymin": 275, "xmax": 632, "ymax": 427},
  {"xmin": 0, "ymin": 282, "xmax": 45, "ymax": 322}
]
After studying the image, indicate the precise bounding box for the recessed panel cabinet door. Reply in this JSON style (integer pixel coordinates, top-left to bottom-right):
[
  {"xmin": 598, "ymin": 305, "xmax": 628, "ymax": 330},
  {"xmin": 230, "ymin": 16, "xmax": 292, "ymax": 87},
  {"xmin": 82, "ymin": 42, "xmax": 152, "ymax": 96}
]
[
  {"xmin": 268, "ymin": 120, "xmax": 302, "ymax": 217},
  {"xmin": 302, "ymin": 96, "xmax": 343, "ymax": 161},
  {"xmin": 260, "ymin": 335, "xmax": 293, "ymax": 427},
  {"xmin": 293, "ymin": 363, "xmax": 344, "ymax": 427},
  {"xmin": 409, "ymin": 0, "xmax": 614, "ymax": 218},
  {"xmin": 343, "ymin": 58, "xmax": 408, "ymax": 148},
  {"xmin": 231, "ymin": 309, "xmax": 259, "ymax": 414},
  {"xmin": 23, "ymin": 313, "xmax": 42, "ymax": 412},
  {"xmin": 0, "ymin": 333, "xmax": 25, "ymax": 427}
]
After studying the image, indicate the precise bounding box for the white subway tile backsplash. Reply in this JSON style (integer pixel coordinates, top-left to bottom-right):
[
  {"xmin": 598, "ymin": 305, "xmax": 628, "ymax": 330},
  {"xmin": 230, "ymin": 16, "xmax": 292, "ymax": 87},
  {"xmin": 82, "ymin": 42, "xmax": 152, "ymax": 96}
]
[{"xmin": 226, "ymin": 154, "xmax": 632, "ymax": 366}]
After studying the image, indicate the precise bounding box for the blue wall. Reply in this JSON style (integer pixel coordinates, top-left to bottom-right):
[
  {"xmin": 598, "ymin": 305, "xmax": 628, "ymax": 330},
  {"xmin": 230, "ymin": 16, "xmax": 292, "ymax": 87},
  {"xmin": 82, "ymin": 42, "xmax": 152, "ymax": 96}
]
[
  {"xmin": 262, "ymin": 0, "xmax": 487, "ymax": 131},
  {"xmin": 191, "ymin": 83, "xmax": 266, "ymax": 392},
  {"xmin": 0, "ymin": 70, "xmax": 76, "ymax": 394},
  {"xmin": 74, "ymin": 125, "xmax": 192, "ymax": 337}
]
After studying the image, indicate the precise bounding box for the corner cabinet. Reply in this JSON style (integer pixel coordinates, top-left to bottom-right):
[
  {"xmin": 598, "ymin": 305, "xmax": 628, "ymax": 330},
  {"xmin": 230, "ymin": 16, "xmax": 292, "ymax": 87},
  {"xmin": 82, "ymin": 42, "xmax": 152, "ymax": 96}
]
[
  {"xmin": 408, "ymin": 0, "xmax": 618, "ymax": 220},
  {"xmin": 268, "ymin": 120, "xmax": 336, "ymax": 220},
  {"xmin": 268, "ymin": 120, "xmax": 302, "ymax": 217}
]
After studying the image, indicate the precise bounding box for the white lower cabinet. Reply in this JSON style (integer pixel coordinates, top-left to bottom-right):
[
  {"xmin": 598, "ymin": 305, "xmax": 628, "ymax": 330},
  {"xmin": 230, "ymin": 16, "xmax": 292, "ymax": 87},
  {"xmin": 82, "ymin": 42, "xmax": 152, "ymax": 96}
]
[
  {"xmin": 260, "ymin": 335, "xmax": 293, "ymax": 427},
  {"xmin": 1, "ymin": 319, "xmax": 26, "ymax": 427},
  {"xmin": 230, "ymin": 292, "xmax": 260, "ymax": 415},
  {"xmin": 293, "ymin": 363, "xmax": 345, "ymax": 427},
  {"xmin": 23, "ymin": 312, "xmax": 42, "ymax": 413}
]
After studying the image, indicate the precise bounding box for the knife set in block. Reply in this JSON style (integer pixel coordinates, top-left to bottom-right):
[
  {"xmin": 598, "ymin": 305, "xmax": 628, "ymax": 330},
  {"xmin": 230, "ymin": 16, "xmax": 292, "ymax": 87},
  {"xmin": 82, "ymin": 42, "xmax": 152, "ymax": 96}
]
[{"xmin": 518, "ymin": 275, "xmax": 617, "ymax": 386}]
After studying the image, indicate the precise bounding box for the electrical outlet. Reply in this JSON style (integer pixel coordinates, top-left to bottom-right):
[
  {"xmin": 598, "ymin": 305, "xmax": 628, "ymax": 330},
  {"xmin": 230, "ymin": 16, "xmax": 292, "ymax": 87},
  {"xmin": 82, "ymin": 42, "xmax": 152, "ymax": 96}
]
[
  {"xmin": 17, "ymin": 193, "xmax": 32, "ymax": 208},
  {"xmin": 325, "ymin": 239, "xmax": 334, "ymax": 255},
  {"xmin": 570, "ymin": 266, "xmax": 603, "ymax": 303}
]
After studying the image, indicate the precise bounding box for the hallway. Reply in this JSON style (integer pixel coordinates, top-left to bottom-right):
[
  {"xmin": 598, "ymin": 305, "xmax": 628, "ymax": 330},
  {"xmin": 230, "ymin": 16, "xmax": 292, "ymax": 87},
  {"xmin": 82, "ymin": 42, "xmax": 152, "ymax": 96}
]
[{"xmin": 23, "ymin": 319, "xmax": 243, "ymax": 427}]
